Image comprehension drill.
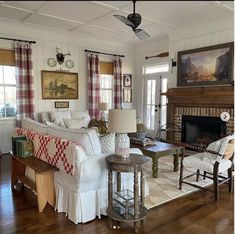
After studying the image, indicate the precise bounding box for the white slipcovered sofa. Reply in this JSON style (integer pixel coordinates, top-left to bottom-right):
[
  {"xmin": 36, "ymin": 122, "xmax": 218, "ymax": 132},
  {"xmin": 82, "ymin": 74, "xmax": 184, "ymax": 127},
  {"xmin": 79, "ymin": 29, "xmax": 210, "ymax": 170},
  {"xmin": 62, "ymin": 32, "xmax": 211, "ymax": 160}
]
[{"xmin": 16, "ymin": 115, "xmax": 145, "ymax": 224}]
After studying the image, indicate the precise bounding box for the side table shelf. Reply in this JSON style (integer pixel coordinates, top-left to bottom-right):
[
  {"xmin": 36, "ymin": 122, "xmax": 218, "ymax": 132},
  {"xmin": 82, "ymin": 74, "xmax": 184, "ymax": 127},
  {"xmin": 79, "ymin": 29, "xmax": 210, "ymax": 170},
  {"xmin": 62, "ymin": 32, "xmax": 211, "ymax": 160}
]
[{"xmin": 106, "ymin": 154, "xmax": 149, "ymax": 233}]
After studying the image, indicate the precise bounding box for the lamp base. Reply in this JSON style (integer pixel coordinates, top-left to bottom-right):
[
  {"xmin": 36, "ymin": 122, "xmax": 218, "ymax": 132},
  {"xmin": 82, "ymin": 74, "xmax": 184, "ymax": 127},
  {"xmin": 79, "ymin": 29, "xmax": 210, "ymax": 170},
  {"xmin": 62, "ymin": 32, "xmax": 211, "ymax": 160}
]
[{"xmin": 115, "ymin": 133, "xmax": 130, "ymax": 158}]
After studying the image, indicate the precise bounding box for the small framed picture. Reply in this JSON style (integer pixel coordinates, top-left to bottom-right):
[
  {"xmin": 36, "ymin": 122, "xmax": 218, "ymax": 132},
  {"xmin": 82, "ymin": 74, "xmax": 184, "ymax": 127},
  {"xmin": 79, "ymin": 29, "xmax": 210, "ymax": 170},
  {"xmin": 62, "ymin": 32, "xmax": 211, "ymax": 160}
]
[
  {"xmin": 123, "ymin": 89, "xmax": 132, "ymax": 103},
  {"xmin": 55, "ymin": 101, "xmax": 69, "ymax": 109},
  {"xmin": 123, "ymin": 74, "xmax": 132, "ymax": 87}
]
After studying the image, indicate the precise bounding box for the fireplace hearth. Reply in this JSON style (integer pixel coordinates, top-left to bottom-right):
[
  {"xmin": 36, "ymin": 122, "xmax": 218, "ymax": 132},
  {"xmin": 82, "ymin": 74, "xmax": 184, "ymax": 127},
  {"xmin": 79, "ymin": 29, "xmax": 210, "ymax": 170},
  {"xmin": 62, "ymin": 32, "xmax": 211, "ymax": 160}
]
[{"xmin": 181, "ymin": 115, "xmax": 226, "ymax": 146}]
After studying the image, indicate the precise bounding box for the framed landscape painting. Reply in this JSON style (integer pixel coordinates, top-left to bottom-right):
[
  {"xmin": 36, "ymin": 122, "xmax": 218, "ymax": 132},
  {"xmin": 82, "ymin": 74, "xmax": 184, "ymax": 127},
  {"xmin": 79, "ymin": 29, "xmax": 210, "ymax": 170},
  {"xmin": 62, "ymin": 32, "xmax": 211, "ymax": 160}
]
[
  {"xmin": 41, "ymin": 70, "xmax": 78, "ymax": 99},
  {"xmin": 177, "ymin": 42, "xmax": 233, "ymax": 87}
]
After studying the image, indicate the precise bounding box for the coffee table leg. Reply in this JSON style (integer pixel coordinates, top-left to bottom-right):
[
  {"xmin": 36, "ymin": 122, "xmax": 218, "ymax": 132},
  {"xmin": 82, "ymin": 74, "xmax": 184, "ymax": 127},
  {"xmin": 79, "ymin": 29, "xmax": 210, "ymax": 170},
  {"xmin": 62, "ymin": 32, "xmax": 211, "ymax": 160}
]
[
  {"xmin": 173, "ymin": 151, "xmax": 179, "ymax": 172},
  {"xmin": 152, "ymin": 157, "xmax": 158, "ymax": 178}
]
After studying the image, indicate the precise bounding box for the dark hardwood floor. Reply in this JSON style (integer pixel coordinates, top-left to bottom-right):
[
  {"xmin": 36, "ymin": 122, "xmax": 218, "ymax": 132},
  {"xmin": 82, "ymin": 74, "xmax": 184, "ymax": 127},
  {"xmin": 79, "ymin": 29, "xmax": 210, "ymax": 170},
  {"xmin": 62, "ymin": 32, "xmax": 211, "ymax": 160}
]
[{"xmin": 0, "ymin": 154, "xmax": 233, "ymax": 234}]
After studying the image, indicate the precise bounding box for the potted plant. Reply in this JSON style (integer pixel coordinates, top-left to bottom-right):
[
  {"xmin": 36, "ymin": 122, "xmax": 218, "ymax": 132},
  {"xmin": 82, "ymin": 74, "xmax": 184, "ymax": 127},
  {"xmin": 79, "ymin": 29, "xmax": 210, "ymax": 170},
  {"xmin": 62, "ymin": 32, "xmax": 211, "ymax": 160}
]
[{"xmin": 136, "ymin": 123, "xmax": 147, "ymax": 140}]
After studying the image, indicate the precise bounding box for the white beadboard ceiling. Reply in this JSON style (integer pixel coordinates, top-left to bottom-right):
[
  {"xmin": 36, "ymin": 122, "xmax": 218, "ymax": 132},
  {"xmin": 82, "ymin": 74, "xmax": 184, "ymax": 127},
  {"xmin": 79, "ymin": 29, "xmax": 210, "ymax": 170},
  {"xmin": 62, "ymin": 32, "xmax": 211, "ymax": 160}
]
[{"xmin": 0, "ymin": 1, "xmax": 233, "ymax": 46}]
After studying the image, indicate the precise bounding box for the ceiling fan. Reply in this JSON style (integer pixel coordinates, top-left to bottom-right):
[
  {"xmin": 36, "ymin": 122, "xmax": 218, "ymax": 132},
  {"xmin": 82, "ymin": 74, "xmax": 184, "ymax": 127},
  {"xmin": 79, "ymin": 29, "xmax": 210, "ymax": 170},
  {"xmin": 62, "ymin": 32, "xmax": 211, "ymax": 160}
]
[{"xmin": 114, "ymin": 0, "xmax": 150, "ymax": 40}]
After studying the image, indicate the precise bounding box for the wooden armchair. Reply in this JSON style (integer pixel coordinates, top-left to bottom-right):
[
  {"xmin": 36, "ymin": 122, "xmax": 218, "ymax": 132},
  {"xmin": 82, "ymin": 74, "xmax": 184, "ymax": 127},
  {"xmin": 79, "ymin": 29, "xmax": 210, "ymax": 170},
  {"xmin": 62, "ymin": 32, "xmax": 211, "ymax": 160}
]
[{"xmin": 179, "ymin": 135, "xmax": 234, "ymax": 201}]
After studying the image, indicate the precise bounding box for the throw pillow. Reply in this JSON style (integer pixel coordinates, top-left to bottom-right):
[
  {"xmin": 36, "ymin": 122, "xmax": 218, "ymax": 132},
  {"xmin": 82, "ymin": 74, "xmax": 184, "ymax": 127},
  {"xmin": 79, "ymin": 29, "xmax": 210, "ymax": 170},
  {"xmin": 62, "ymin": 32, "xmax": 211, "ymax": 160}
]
[
  {"xmin": 100, "ymin": 133, "xmax": 115, "ymax": 153},
  {"xmin": 203, "ymin": 136, "xmax": 233, "ymax": 162},
  {"xmin": 49, "ymin": 110, "xmax": 71, "ymax": 127},
  {"xmin": 64, "ymin": 118, "xmax": 87, "ymax": 129},
  {"xmin": 70, "ymin": 111, "xmax": 90, "ymax": 128},
  {"xmin": 223, "ymin": 140, "xmax": 234, "ymax": 160}
]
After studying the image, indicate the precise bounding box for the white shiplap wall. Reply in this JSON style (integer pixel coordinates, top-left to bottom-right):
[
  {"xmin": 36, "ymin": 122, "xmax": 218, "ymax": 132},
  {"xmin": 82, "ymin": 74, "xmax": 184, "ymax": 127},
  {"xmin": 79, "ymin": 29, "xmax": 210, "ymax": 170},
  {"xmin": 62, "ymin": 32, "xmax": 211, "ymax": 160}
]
[
  {"xmin": 0, "ymin": 20, "xmax": 133, "ymax": 153},
  {"xmin": 168, "ymin": 16, "xmax": 234, "ymax": 88}
]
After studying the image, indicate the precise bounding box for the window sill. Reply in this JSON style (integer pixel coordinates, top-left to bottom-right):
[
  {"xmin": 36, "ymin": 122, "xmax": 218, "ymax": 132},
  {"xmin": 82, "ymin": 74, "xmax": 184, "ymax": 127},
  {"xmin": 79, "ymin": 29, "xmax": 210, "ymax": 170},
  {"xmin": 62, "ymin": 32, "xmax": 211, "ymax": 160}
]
[{"xmin": 0, "ymin": 117, "xmax": 16, "ymax": 122}]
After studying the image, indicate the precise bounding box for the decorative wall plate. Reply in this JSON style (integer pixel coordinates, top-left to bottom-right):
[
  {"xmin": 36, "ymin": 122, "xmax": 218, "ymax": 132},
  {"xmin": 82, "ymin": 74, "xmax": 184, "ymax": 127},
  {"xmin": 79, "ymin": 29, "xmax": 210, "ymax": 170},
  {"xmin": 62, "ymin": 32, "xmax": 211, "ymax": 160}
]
[
  {"xmin": 66, "ymin": 59, "xmax": 74, "ymax": 69},
  {"xmin": 47, "ymin": 58, "xmax": 57, "ymax": 67}
]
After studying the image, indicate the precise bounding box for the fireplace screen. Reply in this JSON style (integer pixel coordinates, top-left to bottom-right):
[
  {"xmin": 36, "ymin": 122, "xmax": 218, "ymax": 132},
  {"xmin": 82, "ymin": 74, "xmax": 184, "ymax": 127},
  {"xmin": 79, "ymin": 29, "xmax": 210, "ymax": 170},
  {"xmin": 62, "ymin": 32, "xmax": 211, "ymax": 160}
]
[{"xmin": 181, "ymin": 115, "xmax": 226, "ymax": 146}]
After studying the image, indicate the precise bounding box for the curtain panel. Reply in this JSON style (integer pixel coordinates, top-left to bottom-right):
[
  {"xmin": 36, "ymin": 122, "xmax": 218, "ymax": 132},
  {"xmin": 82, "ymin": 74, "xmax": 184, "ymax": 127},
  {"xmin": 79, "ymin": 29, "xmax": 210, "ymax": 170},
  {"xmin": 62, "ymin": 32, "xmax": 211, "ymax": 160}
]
[
  {"xmin": 15, "ymin": 43, "xmax": 35, "ymax": 126},
  {"xmin": 87, "ymin": 54, "xmax": 100, "ymax": 119},
  {"xmin": 113, "ymin": 57, "xmax": 122, "ymax": 109}
]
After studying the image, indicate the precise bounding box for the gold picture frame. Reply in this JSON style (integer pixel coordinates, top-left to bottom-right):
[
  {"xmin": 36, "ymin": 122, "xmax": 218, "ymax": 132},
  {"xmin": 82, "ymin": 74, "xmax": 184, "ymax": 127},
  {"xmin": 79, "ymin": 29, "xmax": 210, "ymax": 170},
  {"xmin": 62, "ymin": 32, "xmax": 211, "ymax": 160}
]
[
  {"xmin": 55, "ymin": 101, "xmax": 69, "ymax": 109},
  {"xmin": 177, "ymin": 42, "xmax": 233, "ymax": 87},
  {"xmin": 41, "ymin": 70, "xmax": 78, "ymax": 99}
]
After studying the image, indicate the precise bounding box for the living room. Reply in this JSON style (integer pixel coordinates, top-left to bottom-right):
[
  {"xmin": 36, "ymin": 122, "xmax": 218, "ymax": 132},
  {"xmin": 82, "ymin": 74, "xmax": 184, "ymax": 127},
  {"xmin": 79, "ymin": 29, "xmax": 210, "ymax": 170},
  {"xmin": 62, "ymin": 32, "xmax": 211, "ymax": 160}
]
[{"xmin": 0, "ymin": 1, "xmax": 234, "ymax": 233}]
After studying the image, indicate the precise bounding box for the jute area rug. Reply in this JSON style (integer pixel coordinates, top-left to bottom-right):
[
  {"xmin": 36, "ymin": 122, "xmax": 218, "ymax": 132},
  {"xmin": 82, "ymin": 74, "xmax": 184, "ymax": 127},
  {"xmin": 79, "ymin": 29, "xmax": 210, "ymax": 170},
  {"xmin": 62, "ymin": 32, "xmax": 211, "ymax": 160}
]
[{"xmin": 144, "ymin": 154, "xmax": 213, "ymax": 209}]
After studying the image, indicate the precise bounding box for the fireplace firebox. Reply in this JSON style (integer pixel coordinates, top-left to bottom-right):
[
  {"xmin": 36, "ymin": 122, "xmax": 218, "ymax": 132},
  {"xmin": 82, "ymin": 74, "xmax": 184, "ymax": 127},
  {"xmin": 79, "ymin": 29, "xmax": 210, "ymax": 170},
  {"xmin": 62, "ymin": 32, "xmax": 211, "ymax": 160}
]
[{"xmin": 181, "ymin": 115, "xmax": 226, "ymax": 146}]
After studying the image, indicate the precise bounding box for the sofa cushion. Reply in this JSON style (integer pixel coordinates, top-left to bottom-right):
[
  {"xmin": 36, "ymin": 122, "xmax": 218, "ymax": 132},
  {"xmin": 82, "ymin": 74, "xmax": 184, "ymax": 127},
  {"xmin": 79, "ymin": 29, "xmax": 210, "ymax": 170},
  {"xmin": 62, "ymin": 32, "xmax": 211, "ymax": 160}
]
[
  {"xmin": 50, "ymin": 110, "xmax": 71, "ymax": 127},
  {"xmin": 48, "ymin": 126, "xmax": 101, "ymax": 156},
  {"xmin": 21, "ymin": 118, "xmax": 48, "ymax": 134},
  {"xmin": 64, "ymin": 118, "xmax": 87, "ymax": 129},
  {"xmin": 70, "ymin": 111, "xmax": 90, "ymax": 128},
  {"xmin": 99, "ymin": 133, "xmax": 115, "ymax": 153}
]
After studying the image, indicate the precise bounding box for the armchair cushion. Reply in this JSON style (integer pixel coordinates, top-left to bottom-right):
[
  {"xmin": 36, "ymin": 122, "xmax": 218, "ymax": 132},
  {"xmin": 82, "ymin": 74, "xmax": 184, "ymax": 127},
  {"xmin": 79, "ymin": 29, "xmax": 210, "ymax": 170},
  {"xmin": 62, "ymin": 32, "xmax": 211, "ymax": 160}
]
[{"xmin": 183, "ymin": 153, "xmax": 232, "ymax": 173}]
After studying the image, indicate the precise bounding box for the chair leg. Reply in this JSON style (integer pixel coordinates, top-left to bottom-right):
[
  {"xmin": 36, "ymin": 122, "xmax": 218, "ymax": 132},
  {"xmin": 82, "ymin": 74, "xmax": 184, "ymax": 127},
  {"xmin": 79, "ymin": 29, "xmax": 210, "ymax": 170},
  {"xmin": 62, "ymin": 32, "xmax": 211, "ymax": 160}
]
[
  {"xmin": 203, "ymin": 171, "xmax": 206, "ymax": 180},
  {"xmin": 179, "ymin": 154, "xmax": 184, "ymax": 190},
  {"xmin": 213, "ymin": 162, "xmax": 219, "ymax": 201},
  {"xmin": 228, "ymin": 167, "xmax": 232, "ymax": 192},
  {"xmin": 196, "ymin": 169, "xmax": 200, "ymax": 182}
]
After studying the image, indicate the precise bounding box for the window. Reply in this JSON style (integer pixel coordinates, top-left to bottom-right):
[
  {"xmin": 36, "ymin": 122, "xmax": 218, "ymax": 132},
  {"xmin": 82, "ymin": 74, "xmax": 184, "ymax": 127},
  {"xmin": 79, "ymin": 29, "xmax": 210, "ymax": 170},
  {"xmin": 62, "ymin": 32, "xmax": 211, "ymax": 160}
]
[
  {"xmin": 143, "ymin": 63, "xmax": 169, "ymax": 74},
  {"xmin": 0, "ymin": 65, "xmax": 16, "ymax": 117},
  {"xmin": 100, "ymin": 62, "xmax": 114, "ymax": 110},
  {"xmin": 100, "ymin": 74, "xmax": 113, "ymax": 110}
]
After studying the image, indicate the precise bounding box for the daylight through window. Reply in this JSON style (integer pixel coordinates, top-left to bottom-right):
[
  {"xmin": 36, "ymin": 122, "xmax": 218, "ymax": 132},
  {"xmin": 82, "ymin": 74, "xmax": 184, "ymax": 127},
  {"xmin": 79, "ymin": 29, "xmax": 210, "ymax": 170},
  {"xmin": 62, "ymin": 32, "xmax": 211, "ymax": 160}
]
[{"xmin": 0, "ymin": 66, "xmax": 17, "ymax": 117}]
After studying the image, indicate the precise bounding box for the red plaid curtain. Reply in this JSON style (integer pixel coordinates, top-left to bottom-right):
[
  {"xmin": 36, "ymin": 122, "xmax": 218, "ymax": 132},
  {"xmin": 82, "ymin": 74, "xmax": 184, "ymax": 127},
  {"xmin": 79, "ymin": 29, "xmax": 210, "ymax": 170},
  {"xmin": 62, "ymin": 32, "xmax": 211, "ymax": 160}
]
[
  {"xmin": 87, "ymin": 54, "xmax": 100, "ymax": 119},
  {"xmin": 15, "ymin": 43, "xmax": 35, "ymax": 126},
  {"xmin": 113, "ymin": 57, "xmax": 122, "ymax": 109}
]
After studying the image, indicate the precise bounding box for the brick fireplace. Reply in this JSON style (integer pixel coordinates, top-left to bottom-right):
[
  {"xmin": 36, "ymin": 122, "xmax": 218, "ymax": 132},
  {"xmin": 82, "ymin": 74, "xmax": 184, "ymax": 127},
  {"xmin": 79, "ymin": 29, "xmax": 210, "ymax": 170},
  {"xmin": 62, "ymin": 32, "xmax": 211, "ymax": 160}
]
[{"xmin": 165, "ymin": 86, "xmax": 234, "ymax": 144}]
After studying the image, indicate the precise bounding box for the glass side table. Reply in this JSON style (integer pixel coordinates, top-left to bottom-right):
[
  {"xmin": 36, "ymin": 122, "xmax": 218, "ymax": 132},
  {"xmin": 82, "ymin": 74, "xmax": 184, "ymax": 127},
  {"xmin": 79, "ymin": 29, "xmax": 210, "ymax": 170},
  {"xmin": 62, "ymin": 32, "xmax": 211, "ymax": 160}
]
[{"xmin": 105, "ymin": 154, "xmax": 149, "ymax": 233}]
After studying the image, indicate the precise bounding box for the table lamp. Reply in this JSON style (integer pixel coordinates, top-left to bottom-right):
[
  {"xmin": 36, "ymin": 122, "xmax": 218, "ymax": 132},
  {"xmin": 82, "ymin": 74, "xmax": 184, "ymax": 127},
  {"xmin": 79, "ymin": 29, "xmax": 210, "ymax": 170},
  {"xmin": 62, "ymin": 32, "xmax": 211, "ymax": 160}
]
[
  {"xmin": 98, "ymin": 102, "xmax": 108, "ymax": 121},
  {"xmin": 108, "ymin": 109, "xmax": 136, "ymax": 158}
]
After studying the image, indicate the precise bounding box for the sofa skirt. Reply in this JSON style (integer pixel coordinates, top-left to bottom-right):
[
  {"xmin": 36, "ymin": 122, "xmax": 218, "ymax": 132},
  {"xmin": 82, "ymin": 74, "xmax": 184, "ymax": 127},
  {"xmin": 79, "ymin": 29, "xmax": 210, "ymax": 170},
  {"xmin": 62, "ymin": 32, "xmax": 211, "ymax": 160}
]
[{"xmin": 54, "ymin": 179, "xmax": 134, "ymax": 224}]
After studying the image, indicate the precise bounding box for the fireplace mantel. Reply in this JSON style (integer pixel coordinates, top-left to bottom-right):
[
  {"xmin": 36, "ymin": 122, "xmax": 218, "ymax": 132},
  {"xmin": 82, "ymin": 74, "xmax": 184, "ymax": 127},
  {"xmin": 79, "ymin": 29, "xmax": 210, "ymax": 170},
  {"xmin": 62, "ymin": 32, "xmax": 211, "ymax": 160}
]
[
  {"xmin": 165, "ymin": 86, "xmax": 234, "ymax": 142},
  {"xmin": 165, "ymin": 86, "xmax": 234, "ymax": 107}
]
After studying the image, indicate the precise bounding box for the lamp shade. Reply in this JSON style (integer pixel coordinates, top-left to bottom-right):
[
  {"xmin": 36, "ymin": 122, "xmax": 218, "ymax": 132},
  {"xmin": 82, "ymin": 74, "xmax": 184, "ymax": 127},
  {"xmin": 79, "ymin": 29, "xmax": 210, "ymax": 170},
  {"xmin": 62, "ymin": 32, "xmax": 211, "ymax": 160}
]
[
  {"xmin": 108, "ymin": 109, "xmax": 136, "ymax": 133},
  {"xmin": 98, "ymin": 102, "xmax": 108, "ymax": 111}
]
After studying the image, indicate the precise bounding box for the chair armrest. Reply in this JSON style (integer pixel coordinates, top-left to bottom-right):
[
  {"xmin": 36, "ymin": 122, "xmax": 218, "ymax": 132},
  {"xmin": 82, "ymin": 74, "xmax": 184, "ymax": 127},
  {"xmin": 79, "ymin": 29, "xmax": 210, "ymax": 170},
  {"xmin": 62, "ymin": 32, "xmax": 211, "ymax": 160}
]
[{"xmin": 165, "ymin": 140, "xmax": 223, "ymax": 157}]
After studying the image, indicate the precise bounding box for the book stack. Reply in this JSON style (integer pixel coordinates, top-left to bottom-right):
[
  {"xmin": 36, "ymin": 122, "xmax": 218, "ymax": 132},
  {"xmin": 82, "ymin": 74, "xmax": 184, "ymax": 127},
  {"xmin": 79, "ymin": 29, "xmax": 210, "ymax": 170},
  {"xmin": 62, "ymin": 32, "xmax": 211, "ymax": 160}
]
[
  {"xmin": 12, "ymin": 136, "xmax": 34, "ymax": 157},
  {"xmin": 130, "ymin": 137, "xmax": 156, "ymax": 147}
]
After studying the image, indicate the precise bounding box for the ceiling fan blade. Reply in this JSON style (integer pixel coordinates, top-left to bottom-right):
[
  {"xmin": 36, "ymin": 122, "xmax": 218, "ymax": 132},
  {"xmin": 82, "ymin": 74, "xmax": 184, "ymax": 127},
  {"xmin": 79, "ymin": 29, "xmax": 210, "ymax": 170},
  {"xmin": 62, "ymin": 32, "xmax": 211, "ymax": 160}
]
[
  {"xmin": 113, "ymin": 15, "xmax": 134, "ymax": 27},
  {"xmin": 134, "ymin": 28, "xmax": 150, "ymax": 40}
]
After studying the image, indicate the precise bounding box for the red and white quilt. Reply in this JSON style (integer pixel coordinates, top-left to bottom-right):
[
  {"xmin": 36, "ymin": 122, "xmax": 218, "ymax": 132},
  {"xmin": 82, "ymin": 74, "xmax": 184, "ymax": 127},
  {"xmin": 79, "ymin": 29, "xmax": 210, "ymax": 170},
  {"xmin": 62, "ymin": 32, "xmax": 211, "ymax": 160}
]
[{"xmin": 15, "ymin": 128, "xmax": 83, "ymax": 176}]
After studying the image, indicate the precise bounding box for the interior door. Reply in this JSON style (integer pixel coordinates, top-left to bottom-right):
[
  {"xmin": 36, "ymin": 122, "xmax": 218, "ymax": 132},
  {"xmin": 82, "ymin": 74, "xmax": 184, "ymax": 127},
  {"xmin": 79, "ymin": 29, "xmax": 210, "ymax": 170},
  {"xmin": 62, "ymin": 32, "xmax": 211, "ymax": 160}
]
[{"xmin": 143, "ymin": 74, "xmax": 161, "ymax": 138}]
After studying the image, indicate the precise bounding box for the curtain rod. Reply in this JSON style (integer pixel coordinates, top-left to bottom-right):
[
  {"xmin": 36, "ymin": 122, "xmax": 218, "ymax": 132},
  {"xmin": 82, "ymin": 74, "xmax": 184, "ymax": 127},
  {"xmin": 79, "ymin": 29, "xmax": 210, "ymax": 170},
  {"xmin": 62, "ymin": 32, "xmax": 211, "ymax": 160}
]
[
  {"xmin": 0, "ymin": 36, "xmax": 36, "ymax": 44},
  {"xmin": 85, "ymin": 49, "xmax": 125, "ymax": 58}
]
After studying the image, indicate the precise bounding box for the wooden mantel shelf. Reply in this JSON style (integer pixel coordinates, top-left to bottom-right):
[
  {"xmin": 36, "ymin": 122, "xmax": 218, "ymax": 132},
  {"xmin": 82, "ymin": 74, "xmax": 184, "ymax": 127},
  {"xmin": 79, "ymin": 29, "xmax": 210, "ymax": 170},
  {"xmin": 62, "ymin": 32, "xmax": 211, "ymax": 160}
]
[{"xmin": 165, "ymin": 86, "xmax": 234, "ymax": 107}]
